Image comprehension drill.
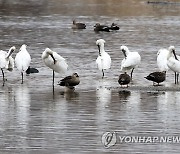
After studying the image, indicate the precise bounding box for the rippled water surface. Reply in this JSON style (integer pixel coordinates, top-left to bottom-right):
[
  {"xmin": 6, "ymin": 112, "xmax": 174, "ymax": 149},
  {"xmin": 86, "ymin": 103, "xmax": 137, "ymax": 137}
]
[{"xmin": 0, "ymin": 0, "xmax": 180, "ymax": 153}]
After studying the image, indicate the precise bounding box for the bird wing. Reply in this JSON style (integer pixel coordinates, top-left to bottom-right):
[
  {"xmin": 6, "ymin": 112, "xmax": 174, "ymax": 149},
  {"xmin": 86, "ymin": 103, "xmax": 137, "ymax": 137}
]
[
  {"xmin": 96, "ymin": 52, "xmax": 111, "ymax": 70},
  {"xmin": 52, "ymin": 52, "xmax": 68, "ymax": 73},
  {"xmin": 61, "ymin": 75, "xmax": 72, "ymax": 82},
  {"xmin": 0, "ymin": 51, "xmax": 7, "ymax": 68},
  {"xmin": 157, "ymin": 49, "xmax": 169, "ymax": 71},
  {"xmin": 15, "ymin": 50, "xmax": 31, "ymax": 72},
  {"xmin": 121, "ymin": 52, "xmax": 141, "ymax": 68},
  {"xmin": 167, "ymin": 57, "xmax": 180, "ymax": 73}
]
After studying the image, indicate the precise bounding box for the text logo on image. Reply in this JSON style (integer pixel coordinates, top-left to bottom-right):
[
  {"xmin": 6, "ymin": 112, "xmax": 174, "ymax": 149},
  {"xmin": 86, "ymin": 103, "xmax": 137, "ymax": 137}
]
[{"xmin": 102, "ymin": 132, "xmax": 117, "ymax": 148}]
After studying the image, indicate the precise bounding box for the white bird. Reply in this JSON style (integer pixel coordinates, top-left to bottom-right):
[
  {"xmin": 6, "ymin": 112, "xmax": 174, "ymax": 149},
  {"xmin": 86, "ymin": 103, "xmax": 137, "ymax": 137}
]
[
  {"xmin": 167, "ymin": 46, "xmax": 180, "ymax": 84},
  {"xmin": 42, "ymin": 48, "xmax": 68, "ymax": 85},
  {"xmin": 0, "ymin": 46, "xmax": 15, "ymax": 85},
  {"xmin": 15, "ymin": 44, "xmax": 31, "ymax": 84},
  {"xmin": 157, "ymin": 48, "xmax": 169, "ymax": 72},
  {"xmin": 96, "ymin": 39, "xmax": 111, "ymax": 78},
  {"xmin": 120, "ymin": 45, "xmax": 141, "ymax": 79}
]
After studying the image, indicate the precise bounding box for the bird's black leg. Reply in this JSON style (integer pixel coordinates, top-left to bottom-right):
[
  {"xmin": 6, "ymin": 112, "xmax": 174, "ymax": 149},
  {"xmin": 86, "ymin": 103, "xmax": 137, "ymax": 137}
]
[
  {"xmin": 177, "ymin": 73, "xmax": 179, "ymax": 84},
  {"xmin": 53, "ymin": 70, "xmax": 55, "ymax": 86},
  {"xmin": 131, "ymin": 68, "xmax": 134, "ymax": 79},
  {"xmin": 21, "ymin": 72, "xmax": 23, "ymax": 84},
  {"xmin": 52, "ymin": 70, "xmax": 55, "ymax": 95},
  {"xmin": 175, "ymin": 72, "xmax": 177, "ymax": 84},
  {"xmin": 102, "ymin": 69, "xmax": 104, "ymax": 78},
  {"xmin": 1, "ymin": 68, "xmax": 5, "ymax": 86}
]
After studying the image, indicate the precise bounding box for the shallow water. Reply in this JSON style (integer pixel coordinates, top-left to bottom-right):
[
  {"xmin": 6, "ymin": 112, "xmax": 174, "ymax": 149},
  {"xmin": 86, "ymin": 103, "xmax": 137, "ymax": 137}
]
[{"xmin": 0, "ymin": 0, "xmax": 180, "ymax": 153}]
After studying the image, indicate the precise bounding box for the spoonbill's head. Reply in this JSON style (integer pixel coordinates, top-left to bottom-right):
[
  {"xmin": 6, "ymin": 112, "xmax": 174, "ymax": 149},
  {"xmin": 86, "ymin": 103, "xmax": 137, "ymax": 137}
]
[
  {"xmin": 21, "ymin": 44, "xmax": 27, "ymax": 49},
  {"xmin": 96, "ymin": 39, "xmax": 105, "ymax": 46},
  {"xmin": 96, "ymin": 39, "xmax": 105, "ymax": 56},
  {"xmin": 45, "ymin": 48, "xmax": 53, "ymax": 55},
  {"xmin": 169, "ymin": 46, "xmax": 178, "ymax": 60},
  {"xmin": 44, "ymin": 48, "xmax": 56, "ymax": 64},
  {"xmin": 7, "ymin": 46, "xmax": 16, "ymax": 58},
  {"xmin": 120, "ymin": 45, "xmax": 129, "ymax": 58},
  {"xmin": 10, "ymin": 46, "xmax": 16, "ymax": 52},
  {"xmin": 168, "ymin": 46, "xmax": 175, "ymax": 52}
]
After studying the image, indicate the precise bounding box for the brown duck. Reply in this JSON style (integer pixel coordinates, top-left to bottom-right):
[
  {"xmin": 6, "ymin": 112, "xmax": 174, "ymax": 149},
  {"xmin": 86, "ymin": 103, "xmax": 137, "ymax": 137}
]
[
  {"xmin": 58, "ymin": 73, "xmax": 80, "ymax": 90},
  {"xmin": 72, "ymin": 20, "xmax": 86, "ymax": 29}
]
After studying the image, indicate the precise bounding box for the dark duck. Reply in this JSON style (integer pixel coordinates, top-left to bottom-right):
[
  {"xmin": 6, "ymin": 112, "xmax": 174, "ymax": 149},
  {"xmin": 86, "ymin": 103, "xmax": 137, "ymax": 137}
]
[
  {"xmin": 72, "ymin": 20, "xmax": 86, "ymax": 29},
  {"xmin": 118, "ymin": 72, "xmax": 131, "ymax": 87},
  {"xmin": 58, "ymin": 73, "xmax": 80, "ymax": 91},
  {"xmin": 144, "ymin": 71, "xmax": 166, "ymax": 86},
  {"xmin": 94, "ymin": 23, "xmax": 110, "ymax": 32}
]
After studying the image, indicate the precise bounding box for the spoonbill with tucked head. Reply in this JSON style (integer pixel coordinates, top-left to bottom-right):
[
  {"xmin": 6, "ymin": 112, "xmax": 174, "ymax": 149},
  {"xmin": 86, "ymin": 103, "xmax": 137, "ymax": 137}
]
[
  {"xmin": 120, "ymin": 45, "xmax": 141, "ymax": 79},
  {"xmin": 167, "ymin": 46, "xmax": 180, "ymax": 84},
  {"xmin": 15, "ymin": 44, "xmax": 31, "ymax": 84},
  {"xmin": 96, "ymin": 39, "xmax": 111, "ymax": 78},
  {"xmin": 42, "ymin": 48, "xmax": 68, "ymax": 85},
  {"xmin": 0, "ymin": 46, "xmax": 16, "ymax": 85}
]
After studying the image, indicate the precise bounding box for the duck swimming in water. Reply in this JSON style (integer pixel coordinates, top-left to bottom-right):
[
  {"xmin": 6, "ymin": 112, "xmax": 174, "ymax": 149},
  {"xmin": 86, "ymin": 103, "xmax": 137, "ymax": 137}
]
[{"xmin": 72, "ymin": 19, "xmax": 86, "ymax": 29}]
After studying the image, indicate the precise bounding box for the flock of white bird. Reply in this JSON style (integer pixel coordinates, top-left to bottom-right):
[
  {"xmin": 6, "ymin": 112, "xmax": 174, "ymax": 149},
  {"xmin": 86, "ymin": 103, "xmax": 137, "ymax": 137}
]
[
  {"xmin": 96, "ymin": 39, "xmax": 180, "ymax": 85},
  {"xmin": 0, "ymin": 39, "xmax": 179, "ymax": 88}
]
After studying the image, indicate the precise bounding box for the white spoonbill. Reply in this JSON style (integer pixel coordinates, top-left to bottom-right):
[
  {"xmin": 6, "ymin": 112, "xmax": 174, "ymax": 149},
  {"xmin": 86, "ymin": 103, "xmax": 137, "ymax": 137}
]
[
  {"xmin": 96, "ymin": 39, "xmax": 111, "ymax": 78},
  {"xmin": 120, "ymin": 45, "xmax": 141, "ymax": 79},
  {"xmin": 0, "ymin": 46, "xmax": 16, "ymax": 85},
  {"xmin": 42, "ymin": 48, "xmax": 68, "ymax": 85},
  {"xmin": 157, "ymin": 48, "xmax": 169, "ymax": 72},
  {"xmin": 15, "ymin": 44, "xmax": 31, "ymax": 84},
  {"xmin": 167, "ymin": 46, "xmax": 180, "ymax": 84}
]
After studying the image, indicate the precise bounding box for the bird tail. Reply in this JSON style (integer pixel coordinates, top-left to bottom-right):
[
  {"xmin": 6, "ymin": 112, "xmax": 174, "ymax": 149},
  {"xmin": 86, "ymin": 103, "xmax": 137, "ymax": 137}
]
[{"xmin": 57, "ymin": 81, "xmax": 65, "ymax": 86}]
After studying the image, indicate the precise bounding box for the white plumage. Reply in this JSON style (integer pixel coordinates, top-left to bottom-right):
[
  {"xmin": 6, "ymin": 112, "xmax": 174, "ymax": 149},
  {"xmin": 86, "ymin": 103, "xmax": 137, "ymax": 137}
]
[
  {"xmin": 96, "ymin": 39, "xmax": 111, "ymax": 78},
  {"xmin": 15, "ymin": 44, "xmax": 31, "ymax": 84},
  {"xmin": 157, "ymin": 48, "xmax": 169, "ymax": 72},
  {"xmin": 167, "ymin": 46, "xmax": 180, "ymax": 84},
  {"xmin": 0, "ymin": 46, "xmax": 15, "ymax": 85},
  {"xmin": 120, "ymin": 45, "xmax": 141, "ymax": 79},
  {"xmin": 42, "ymin": 48, "xmax": 68, "ymax": 85}
]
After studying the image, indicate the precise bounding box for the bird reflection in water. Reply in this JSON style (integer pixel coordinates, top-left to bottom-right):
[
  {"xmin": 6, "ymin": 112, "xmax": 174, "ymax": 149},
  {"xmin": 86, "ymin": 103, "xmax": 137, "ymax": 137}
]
[
  {"xmin": 96, "ymin": 79, "xmax": 111, "ymax": 107},
  {"xmin": 60, "ymin": 90, "xmax": 79, "ymax": 101},
  {"xmin": 118, "ymin": 90, "xmax": 131, "ymax": 101},
  {"xmin": 14, "ymin": 84, "xmax": 30, "ymax": 130}
]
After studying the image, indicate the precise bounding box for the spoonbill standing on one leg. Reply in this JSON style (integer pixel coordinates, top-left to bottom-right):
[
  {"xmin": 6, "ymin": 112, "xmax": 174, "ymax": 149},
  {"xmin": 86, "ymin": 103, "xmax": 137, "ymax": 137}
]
[
  {"xmin": 120, "ymin": 45, "xmax": 141, "ymax": 80},
  {"xmin": 96, "ymin": 39, "xmax": 111, "ymax": 78},
  {"xmin": 15, "ymin": 44, "xmax": 31, "ymax": 84},
  {"xmin": 0, "ymin": 46, "xmax": 16, "ymax": 85},
  {"xmin": 42, "ymin": 48, "xmax": 68, "ymax": 85},
  {"xmin": 167, "ymin": 46, "xmax": 180, "ymax": 84}
]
